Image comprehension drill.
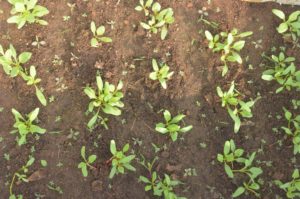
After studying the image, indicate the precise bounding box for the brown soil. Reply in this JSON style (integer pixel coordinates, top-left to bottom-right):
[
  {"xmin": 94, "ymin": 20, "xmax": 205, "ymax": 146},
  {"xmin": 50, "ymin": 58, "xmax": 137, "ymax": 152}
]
[{"xmin": 0, "ymin": 0, "xmax": 299, "ymax": 199}]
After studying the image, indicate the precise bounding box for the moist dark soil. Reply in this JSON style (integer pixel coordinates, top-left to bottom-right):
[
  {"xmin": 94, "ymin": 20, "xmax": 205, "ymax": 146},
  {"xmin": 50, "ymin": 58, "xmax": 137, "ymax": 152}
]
[{"xmin": 0, "ymin": 0, "xmax": 299, "ymax": 199}]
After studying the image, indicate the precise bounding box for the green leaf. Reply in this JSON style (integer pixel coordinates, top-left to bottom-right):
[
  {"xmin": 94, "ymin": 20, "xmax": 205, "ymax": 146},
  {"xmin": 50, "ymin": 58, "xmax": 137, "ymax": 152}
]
[
  {"xmin": 232, "ymin": 187, "xmax": 245, "ymax": 198},
  {"xmin": 288, "ymin": 11, "xmax": 300, "ymax": 22},
  {"xmin": 87, "ymin": 114, "xmax": 98, "ymax": 129},
  {"xmin": 180, "ymin": 125, "xmax": 193, "ymax": 133},
  {"xmin": 97, "ymin": 26, "xmax": 105, "ymax": 36},
  {"xmin": 96, "ymin": 75, "xmax": 103, "ymax": 91},
  {"xmin": 224, "ymin": 164, "xmax": 234, "ymax": 178},
  {"xmin": 277, "ymin": 23, "xmax": 288, "ymax": 33},
  {"xmin": 205, "ymin": 30, "xmax": 213, "ymax": 41},
  {"xmin": 81, "ymin": 164, "xmax": 88, "ymax": 177},
  {"xmin": 29, "ymin": 108, "xmax": 39, "ymax": 122},
  {"xmin": 18, "ymin": 52, "xmax": 32, "ymax": 64},
  {"xmin": 36, "ymin": 87, "xmax": 47, "ymax": 106},
  {"xmin": 84, "ymin": 87, "xmax": 96, "ymax": 99},
  {"xmin": 88, "ymin": 155, "xmax": 97, "ymax": 163},
  {"xmin": 81, "ymin": 146, "xmax": 86, "ymax": 159},
  {"xmin": 161, "ymin": 26, "xmax": 168, "ymax": 40},
  {"xmin": 90, "ymin": 38, "xmax": 98, "ymax": 47},
  {"xmin": 91, "ymin": 21, "xmax": 96, "ymax": 34},
  {"xmin": 272, "ymin": 9, "xmax": 285, "ymax": 20},
  {"xmin": 41, "ymin": 160, "xmax": 47, "ymax": 167},
  {"xmin": 224, "ymin": 140, "xmax": 231, "ymax": 155},
  {"xmin": 103, "ymin": 105, "xmax": 121, "ymax": 116},
  {"xmin": 12, "ymin": 108, "xmax": 24, "ymax": 120},
  {"xmin": 99, "ymin": 37, "xmax": 112, "ymax": 43},
  {"xmin": 163, "ymin": 110, "xmax": 171, "ymax": 122},
  {"xmin": 232, "ymin": 41, "xmax": 245, "ymax": 51},
  {"xmin": 110, "ymin": 140, "xmax": 117, "ymax": 155}
]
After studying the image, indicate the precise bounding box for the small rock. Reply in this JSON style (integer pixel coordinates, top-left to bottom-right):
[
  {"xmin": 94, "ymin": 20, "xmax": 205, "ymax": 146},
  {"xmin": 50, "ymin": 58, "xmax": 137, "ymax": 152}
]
[
  {"xmin": 187, "ymin": 3, "xmax": 193, "ymax": 8},
  {"xmin": 166, "ymin": 164, "xmax": 182, "ymax": 172},
  {"xmin": 161, "ymin": 151, "xmax": 170, "ymax": 158},
  {"xmin": 91, "ymin": 180, "xmax": 103, "ymax": 192},
  {"xmin": 28, "ymin": 169, "xmax": 47, "ymax": 182}
]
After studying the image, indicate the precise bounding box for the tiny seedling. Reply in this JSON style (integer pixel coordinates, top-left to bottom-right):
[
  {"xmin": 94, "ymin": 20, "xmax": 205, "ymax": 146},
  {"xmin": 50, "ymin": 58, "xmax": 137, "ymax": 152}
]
[
  {"xmin": 155, "ymin": 110, "xmax": 193, "ymax": 142},
  {"xmin": 217, "ymin": 139, "xmax": 263, "ymax": 198},
  {"xmin": 11, "ymin": 108, "xmax": 46, "ymax": 146},
  {"xmin": 135, "ymin": 0, "xmax": 175, "ymax": 40},
  {"xmin": 275, "ymin": 169, "xmax": 300, "ymax": 198},
  {"xmin": 205, "ymin": 29, "xmax": 252, "ymax": 76},
  {"xmin": 262, "ymin": 52, "xmax": 300, "ymax": 93},
  {"xmin": 281, "ymin": 108, "xmax": 300, "ymax": 155},
  {"xmin": 0, "ymin": 44, "xmax": 47, "ymax": 106},
  {"xmin": 78, "ymin": 146, "xmax": 97, "ymax": 177},
  {"xmin": 217, "ymin": 81, "xmax": 255, "ymax": 133},
  {"xmin": 9, "ymin": 157, "xmax": 35, "ymax": 199},
  {"xmin": 84, "ymin": 73, "xmax": 124, "ymax": 130},
  {"xmin": 90, "ymin": 21, "xmax": 112, "ymax": 47},
  {"xmin": 108, "ymin": 140, "xmax": 136, "ymax": 179},
  {"xmin": 149, "ymin": 59, "xmax": 174, "ymax": 89},
  {"xmin": 7, "ymin": 0, "xmax": 49, "ymax": 29},
  {"xmin": 155, "ymin": 110, "xmax": 193, "ymax": 141},
  {"xmin": 273, "ymin": 9, "xmax": 300, "ymax": 45}
]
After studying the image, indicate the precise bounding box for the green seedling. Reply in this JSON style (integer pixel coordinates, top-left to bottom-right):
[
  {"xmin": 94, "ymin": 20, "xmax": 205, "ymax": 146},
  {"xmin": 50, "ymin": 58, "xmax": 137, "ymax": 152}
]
[
  {"xmin": 9, "ymin": 157, "xmax": 35, "ymax": 199},
  {"xmin": 281, "ymin": 108, "xmax": 300, "ymax": 155},
  {"xmin": 217, "ymin": 139, "xmax": 263, "ymax": 198},
  {"xmin": 7, "ymin": 0, "xmax": 49, "ymax": 29},
  {"xmin": 11, "ymin": 108, "xmax": 46, "ymax": 146},
  {"xmin": 136, "ymin": 0, "xmax": 174, "ymax": 40},
  {"xmin": 78, "ymin": 146, "xmax": 97, "ymax": 177},
  {"xmin": 149, "ymin": 59, "xmax": 174, "ymax": 89},
  {"xmin": 0, "ymin": 44, "xmax": 47, "ymax": 106},
  {"xmin": 90, "ymin": 21, "xmax": 112, "ymax": 47},
  {"xmin": 273, "ymin": 9, "xmax": 300, "ymax": 45},
  {"xmin": 84, "ymin": 74, "xmax": 124, "ymax": 130},
  {"xmin": 108, "ymin": 140, "xmax": 136, "ymax": 179},
  {"xmin": 217, "ymin": 81, "xmax": 255, "ymax": 133},
  {"xmin": 205, "ymin": 29, "xmax": 252, "ymax": 76},
  {"xmin": 262, "ymin": 52, "xmax": 300, "ymax": 93},
  {"xmin": 155, "ymin": 110, "xmax": 193, "ymax": 141},
  {"xmin": 138, "ymin": 155, "xmax": 186, "ymax": 199},
  {"xmin": 275, "ymin": 169, "xmax": 300, "ymax": 198},
  {"xmin": 140, "ymin": 173, "xmax": 185, "ymax": 199}
]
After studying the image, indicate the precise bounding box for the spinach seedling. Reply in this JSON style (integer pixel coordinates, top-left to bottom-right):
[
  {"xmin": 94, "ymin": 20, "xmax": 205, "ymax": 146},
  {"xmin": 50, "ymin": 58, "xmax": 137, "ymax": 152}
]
[
  {"xmin": 108, "ymin": 140, "xmax": 136, "ymax": 179},
  {"xmin": 0, "ymin": 44, "xmax": 47, "ymax": 106},
  {"xmin": 275, "ymin": 169, "xmax": 300, "ymax": 198},
  {"xmin": 217, "ymin": 139, "xmax": 263, "ymax": 198},
  {"xmin": 90, "ymin": 21, "xmax": 112, "ymax": 47},
  {"xmin": 11, "ymin": 108, "xmax": 46, "ymax": 146},
  {"xmin": 217, "ymin": 81, "xmax": 255, "ymax": 133},
  {"xmin": 7, "ymin": 0, "xmax": 49, "ymax": 29},
  {"xmin": 281, "ymin": 108, "xmax": 300, "ymax": 155},
  {"xmin": 9, "ymin": 156, "xmax": 35, "ymax": 199},
  {"xmin": 140, "ymin": 173, "xmax": 186, "ymax": 199},
  {"xmin": 78, "ymin": 146, "xmax": 97, "ymax": 177},
  {"xmin": 136, "ymin": 0, "xmax": 174, "ymax": 40},
  {"xmin": 149, "ymin": 59, "xmax": 174, "ymax": 89},
  {"xmin": 273, "ymin": 9, "xmax": 300, "ymax": 45},
  {"xmin": 155, "ymin": 110, "xmax": 193, "ymax": 141},
  {"xmin": 205, "ymin": 29, "xmax": 252, "ymax": 76},
  {"xmin": 84, "ymin": 74, "xmax": 124, "ymax": 130},
  {"xmin": 262, "ymin": 52, "xmax": 300, "ymax": 93}
]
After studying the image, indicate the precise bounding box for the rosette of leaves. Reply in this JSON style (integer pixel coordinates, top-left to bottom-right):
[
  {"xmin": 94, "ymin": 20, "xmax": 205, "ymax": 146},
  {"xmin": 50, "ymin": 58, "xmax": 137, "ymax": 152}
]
[
  {"xmin": 273, "ymin": 9, "xmax": 300, "ymax": 44},
  {"xmin": 155, "ymin": 110, "xmax": 193, "ymax": 141},
  {"xmin": 262, "ymin": 52, "xmax": 300, "ymax": 93},
  {"xmin": 11, "ymin": 108, "xmax": 46, "ymax": 146},
  {"xmin": 109, "ymin": 140, "xmax": 136, "ymax": 179},
  {"xmin": 217, "ymin": 81, "xmax": 255, "ymax": 133},
  {"xmin": 90, "ymin": 21, "xmax": 112, "ymax": 47},
  {"xmin": 0, "ymin": 44, "xmax": 47, "ymax": 106},
  {"xmin": 84, "ymin": 74, "xmax": 124, "ymax": 130},
  {"xmin": 275, "ymin": 169, "xmax": 300, "ymax": 198},
  {"xmin": 7, "ymin": 0, "xmax": 49, "ymax": 29},
  {"xmin": 205, "ymin": 29, "xmax": 252, "ymax": 76},
  {"xmin": 281, "ymin": 108, "xmax": 300, "ymax": 155},
  {"xmin": 78, "ymin": 146, "xmax": 97, "ymax": 177},
  {"xmin": 217, "ymin": 139, "xmax": 263, "ymax": 198},
  {"xmin": 149, "ymin": 59, "xmax": 174, "ymax": 89},
  {"xmin": 135, "ymin": 0, "xmax": 175, "ymax": 40}
]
